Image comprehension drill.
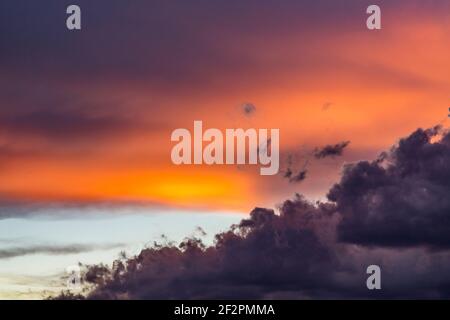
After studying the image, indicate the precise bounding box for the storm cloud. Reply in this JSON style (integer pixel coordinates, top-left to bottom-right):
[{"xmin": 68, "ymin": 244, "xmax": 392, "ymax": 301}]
[
  {"xmin": 82, "ymin": 197, "xmax": 343, "ymax": 299},
  {"xmin": 329, "ymin": 126, "xmax": 450, "ymax": 248},
  {"xmin": 57, "ymin": 125, "xmax": 450, "ymax": 299}
]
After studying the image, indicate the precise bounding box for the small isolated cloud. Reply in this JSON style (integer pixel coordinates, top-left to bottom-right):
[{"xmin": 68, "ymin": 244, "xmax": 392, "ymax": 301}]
[
  {"xmin": 283, "ymin": 165, "xmax": 308, "ymax": 183},
  {"xmin": 288, "ymin": 169, "xmax": 308, "ymax": 183},
  {"xmin": 282, "ymin": 155, "xmax": 309, "ymax": 183},
  {"xmin": 314, "ymin": 141, "xmax": 350, "ymax": 159},
  {"xmin": 241, "ymin": 102, "xmax": 256, "ymax": 116}
]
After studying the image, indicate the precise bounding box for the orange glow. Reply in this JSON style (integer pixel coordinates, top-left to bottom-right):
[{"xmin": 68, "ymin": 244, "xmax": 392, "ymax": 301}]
[{"xmin": 0, "ymin": 11, "xmax": 448, "ymax": 211}]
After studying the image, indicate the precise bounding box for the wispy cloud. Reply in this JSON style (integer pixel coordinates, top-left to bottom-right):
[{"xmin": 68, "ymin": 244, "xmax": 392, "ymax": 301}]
[
  {"xmin": 314, "ymin": 141, "xmax": 350, "ymax": 159},
  {"xmin": 0, "ymin": 243, "xmax": 125, "ymax": 260}
]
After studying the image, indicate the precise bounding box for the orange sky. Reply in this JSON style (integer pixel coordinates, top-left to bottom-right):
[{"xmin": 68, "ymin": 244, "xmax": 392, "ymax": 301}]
[{"xmin": 0, "ymin": 1, "xmax": 448, "ymax": 212}]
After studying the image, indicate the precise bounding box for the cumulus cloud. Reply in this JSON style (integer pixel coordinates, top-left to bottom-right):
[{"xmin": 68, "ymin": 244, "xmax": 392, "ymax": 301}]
[
  {"xmin": 329, "ymin": 126, "xmax": 450, "ymax": 248},
  {"xmin": 80, "ymin": 197, "xmax": 343, "ymax": 299},
  {"xmin": 53, "ymin": 126, "xmax": 450, "ymax": 299}
]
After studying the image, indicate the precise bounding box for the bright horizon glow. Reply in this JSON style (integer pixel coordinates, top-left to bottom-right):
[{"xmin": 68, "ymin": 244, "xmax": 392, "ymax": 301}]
[{"xmin": 0, "ymin": 207, "xmax": 244, "ymax": 299}]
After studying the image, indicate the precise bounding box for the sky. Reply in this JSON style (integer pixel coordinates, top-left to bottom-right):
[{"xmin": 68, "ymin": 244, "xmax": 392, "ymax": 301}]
[
  {"xmin": 0, "ymin": 0, "xmax": 449, "ymax": 299},
  {"xmin": 0, "ymin": 208, "xmax": 241, "ymax": 298}
]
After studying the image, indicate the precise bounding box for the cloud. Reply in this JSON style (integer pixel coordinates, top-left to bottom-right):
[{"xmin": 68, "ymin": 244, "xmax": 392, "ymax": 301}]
[
  {"xmin": 79, "ymin": 196, "xmax": 341, "ymax": 299},
  {"xmin": 328, "ymin": 126, "xmax": 450, "ymax": 248},
  {"xmin": 241, "ymin": 103, "xmax": 256, "ymax": 116},
  {"xmin": 51, "ymin": 125, "xmax": 450, "ymax": 299},
  {"xmin": 0, "ymin": 200, "xmax": 171, "ymax": 220},
  {"xmin": 282, "ymin": 154, "xmax": 309, "ymax": 183},
  {"xmin": 68, "ymin": 192, "xmax": 450, "ymax": 299},
  {"xmin": 285, "ymin": 169, "xmax": 308, "ymax": 183},
  {"xmin": 0, "ymin": 243, "xmax": 125, "ymax": 260},
  {"xmin": 314, "ymin": 141, "xmax": 350, "ymax": 159}
]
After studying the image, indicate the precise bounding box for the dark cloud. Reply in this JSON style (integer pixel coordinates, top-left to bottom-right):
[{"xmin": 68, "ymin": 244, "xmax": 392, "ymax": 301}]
[
  {"xmin": 0, "ymin": 243, "xmax": 124, "ymax": 259},
  {"xmin": 314, "ymin": 141, "xmax": 350, "ymax": 159},
  {"xmin": 282, "ymin": 155, "xmax": 309, "ymax": 183},
  {"xmin": 79, "ymin": 197, "xmax": 342, "ymax": 299},
  {"xmin": 283, "ymin": 167, "xmax": 293, "ymax": 179},
  {"xmin": 241, "ymin": 103, "xmax": 256, "ymax": 116},
  {"xmin": 283, "ymin": 168, "xmax": 307, "ymax": 183},
  {"xmin": 62, "ymin": 193, "xmax": 450, "ymax": 299},
  {"xmin": 50, "ymin": 125, "xmax": 450, "ymax": 299},
  {"xmin": 289, "ymin": 169, "xmax": 308, "ymax": 183},
  {"xmin": 329, "ymin": 126, "xmax": 450, "ymax": 248}
]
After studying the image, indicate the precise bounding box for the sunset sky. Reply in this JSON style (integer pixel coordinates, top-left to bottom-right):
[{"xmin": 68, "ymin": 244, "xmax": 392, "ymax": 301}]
[{"xmin": 0, "ymin": 0, "xmax": 449, "ymax": 299}]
